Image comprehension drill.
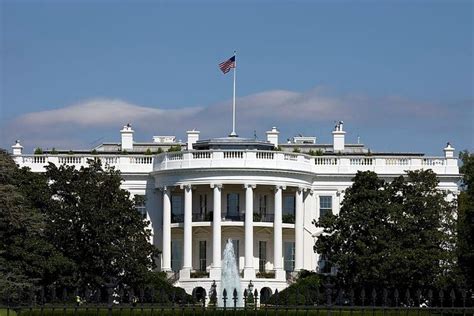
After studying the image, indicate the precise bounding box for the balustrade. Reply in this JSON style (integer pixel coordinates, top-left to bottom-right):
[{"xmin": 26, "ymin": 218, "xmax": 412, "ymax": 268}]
[
  {"xmin": 224, "ymin": 151, "xmax": 243, "ymax": 159},
  {"xmin": 17, "ymin": 151, "xmax": 453, "ymax": 175}
]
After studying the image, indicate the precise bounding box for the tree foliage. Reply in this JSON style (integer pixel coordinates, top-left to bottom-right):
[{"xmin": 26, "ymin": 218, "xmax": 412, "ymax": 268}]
[
  {"xmin": 458, "ymin": 150, "xmax": 474, "ymax": 289},
  {"xmin": 35, "ymin": 160, "xmax": 159, "ymax": 289},
  {"xmin": 0, "ymin": 150, "xmax": 70, "ymax": 302},
  {"xmin": 314, "ymin": 170, "xmax": 458, "ymax": 289}
]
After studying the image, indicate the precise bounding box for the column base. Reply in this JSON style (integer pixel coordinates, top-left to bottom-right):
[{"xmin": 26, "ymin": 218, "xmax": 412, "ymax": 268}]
[
  {"xmin": 179, "ymin": 268, "xmax": 191, "ymax": 279},
  {"xmin": 243, "ymin": 267, "xmax": 256, "ymax": 280},
  {"xmin": 209, "ymin": 267, "xmax": 222, "ymax": 280},
  {"xmin": 274, "ymin": 269, "xmax": 286, "ymax": 281}
]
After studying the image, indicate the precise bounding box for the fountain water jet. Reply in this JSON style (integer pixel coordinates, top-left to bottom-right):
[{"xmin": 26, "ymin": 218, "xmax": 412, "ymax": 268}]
[{"xmin": 220, "ymin": 239, "xmax": 242, "ymax": 307}]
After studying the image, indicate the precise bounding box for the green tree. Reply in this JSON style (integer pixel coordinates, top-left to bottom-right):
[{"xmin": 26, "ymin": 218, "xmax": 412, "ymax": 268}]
[
  {"xmin": 314, "ymin": 170, "xmax": 458, "ymax": 289},
  {"xmin": 39, "ymin": 160, "xmax": 159, "ymax": 289},
  {"xmin": 458, "ymin": 150, "xmax": 474, "ymax": 289},
  {"xmin": 0, "ymin": 150, "xmax": 70, "ymax": 302}
]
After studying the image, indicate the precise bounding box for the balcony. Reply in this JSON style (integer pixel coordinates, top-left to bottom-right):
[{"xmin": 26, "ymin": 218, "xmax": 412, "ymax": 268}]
[
  {"xmin": 253, "ymin": 213, "xmax": 274, "ymax": 222},
  {"xmin": 192, "ymin": 212, "xmax": 213, "ymax": 222},
  {"xmin": 153, "ymin": 150, "xmax": 458, "ymax": 176},
  {"xmin": 171, "ymin": 214, "xmax": 184, "ymax": 223},
  {"xmin": 222, "ymin": 214, "xmax": 245, "ymax": 221}
]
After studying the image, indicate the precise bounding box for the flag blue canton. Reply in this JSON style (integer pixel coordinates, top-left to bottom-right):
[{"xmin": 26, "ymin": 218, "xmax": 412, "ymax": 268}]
[{"xmin": 219, "ymin": 56, "xmax": 236, "ymax": 74}]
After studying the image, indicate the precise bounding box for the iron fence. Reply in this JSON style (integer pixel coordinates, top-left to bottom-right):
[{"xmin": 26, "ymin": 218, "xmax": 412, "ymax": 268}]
[{"xmin": 1, "ymin": 285, "xmax": 473, "ymax": 316}]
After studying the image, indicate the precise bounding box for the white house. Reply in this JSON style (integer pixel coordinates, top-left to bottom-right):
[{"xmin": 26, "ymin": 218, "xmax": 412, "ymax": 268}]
[{"xmin": 11, "ymin": 122, "xmax": 460, "ymax": 301}]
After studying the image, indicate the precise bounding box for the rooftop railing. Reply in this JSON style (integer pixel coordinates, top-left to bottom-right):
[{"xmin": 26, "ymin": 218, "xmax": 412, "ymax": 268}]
[
  {"xmin": 14, "ymin": 150, "xmax": 458, "ymax": 176},
  {"xmin": 152, "ymin": 150, "xmax": 458, "ymax": 175}
]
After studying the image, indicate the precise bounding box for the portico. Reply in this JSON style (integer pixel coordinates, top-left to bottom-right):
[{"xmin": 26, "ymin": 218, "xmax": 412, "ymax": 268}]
[{"xmin": 159, "ymin": 181, "xmax": 309, "ymax": 283}]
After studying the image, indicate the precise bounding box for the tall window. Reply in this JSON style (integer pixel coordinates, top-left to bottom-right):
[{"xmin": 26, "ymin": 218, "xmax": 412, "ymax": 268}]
[
  {"xmin": 283, "ymin": 195, "xmax": 295, "ymax": 215},
  {"xmin": 171, "ymin": 240, "xmax": 183, "ymax": 272},
  {"xmin": 171, "ymin": 194, "xmax": 184, "ymax": 222},
  {"xmin": 199, "ymin": 194, "xmax": 208, "ymax": 214},
  {"xmin": 231, "ymin": 239, "xmax": 240, "ymax": 269},
  {"xmin": 199, "ymin": 240, "xmax": 207, "ymax": 271},
  {"xmin": 134, "ymin": 195, "xmax": 146, "ymax": 218},
  {"xmin": 259, "ymin": 195, "xmax": 267, "ymax": 215},
  {"xmin": 259, "ymin": 241, "xmax": 267, "ymax": 272},
  {"xmin": 171, "ymin": 194, "xmax": 184, "ymax": 215},
  {"xmin": 319, "ymin": 196, "xmax": 333, "ymax": 219},
  {"xmin": 284, "ymin": 242, "xmax": 295, "ymax": 272},
  {"xmin": 227, "ymin": 193, "xmax": 240, "ymax": 217}
]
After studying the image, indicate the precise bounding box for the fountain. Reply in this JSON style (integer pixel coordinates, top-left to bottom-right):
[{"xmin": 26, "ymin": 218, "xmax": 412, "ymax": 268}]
[{"xmin": 220, "ymin": 239, "xmax": 242, "ymax": 307}]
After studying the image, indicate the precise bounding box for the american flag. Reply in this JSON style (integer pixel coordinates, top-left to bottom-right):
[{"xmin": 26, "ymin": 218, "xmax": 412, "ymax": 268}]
[{"xmin": 219, "ymin": 55, "xmax": 236, "ymax": 74}]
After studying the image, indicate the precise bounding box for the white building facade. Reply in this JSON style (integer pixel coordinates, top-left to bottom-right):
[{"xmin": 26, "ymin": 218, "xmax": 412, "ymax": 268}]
[{"xmin": 11, "ymin": 122, "xmax": 460, "ymax": 301}]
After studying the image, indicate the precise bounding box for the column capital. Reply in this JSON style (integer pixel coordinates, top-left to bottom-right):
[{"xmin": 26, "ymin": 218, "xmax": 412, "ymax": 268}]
[
  {"xmin": 210, "ymin": 183, "xmax": 223, "ymax": 189},
  {"xmin": 158, "ymin": 186, "xmax": 171, "ymax": 192},
  {"xmin": 180, "ymin": 183, "xmax": 193, "ymax": 190},
  {"xmin": 274, "ymin": 185, "xmax": 286, "ymax": 191},
  {"xmin": 244, "ymin": 183, "xmax": 256, "ymax": 189}
]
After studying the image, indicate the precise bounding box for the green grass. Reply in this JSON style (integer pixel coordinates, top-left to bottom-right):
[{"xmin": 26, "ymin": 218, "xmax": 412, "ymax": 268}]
[
  {"xmin": 0, "ymin": 309, "xmax": 18, "ymax": 316},
  {"xmin": 11, "ymin": 307, "xmax": 465, "ymax": 316}
]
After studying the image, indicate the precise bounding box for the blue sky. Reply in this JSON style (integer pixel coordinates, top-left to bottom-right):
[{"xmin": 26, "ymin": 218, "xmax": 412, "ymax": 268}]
[{"xmin": 1, "ymin": 0, "xmax": 473, "ymax": 155}]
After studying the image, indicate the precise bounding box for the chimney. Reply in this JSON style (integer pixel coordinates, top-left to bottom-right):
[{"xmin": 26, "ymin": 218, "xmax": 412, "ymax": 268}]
[
  {"xmin": 332, "ymin": 121, "xmax": 346, "ymax": 152},
  {"xmin": 120, "ymin": 123, "xmax": 134, "ymax": 151},
  {"xmin": 266, "ymin": 126, "xmax": 280, "ymax": 148},
  {"xmin": 443, "ymin": 142, "xmax": 455, "ymax": 158},
  {"xmin": 12, "ymin": 140, "xmax": 23, "ymax": 156},
  {"xmin": 186, "ymin": 130, "xmax": 200, "ymax": 150}
]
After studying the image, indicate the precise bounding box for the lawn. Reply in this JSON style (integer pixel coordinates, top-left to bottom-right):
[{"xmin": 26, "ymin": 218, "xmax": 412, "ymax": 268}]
[
  {"xmin": 0, "ymin": 309, "xmax": 17, "ymax": 316},
  {"xmin": 9, "ymin": 307, "xmax": 463, "ymax": 316}
]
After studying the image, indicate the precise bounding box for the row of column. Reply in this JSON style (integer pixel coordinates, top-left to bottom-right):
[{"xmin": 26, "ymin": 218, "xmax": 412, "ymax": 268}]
[{"xmin": 161, "ymin": 184, "xmax": 306, "ymax": 279}]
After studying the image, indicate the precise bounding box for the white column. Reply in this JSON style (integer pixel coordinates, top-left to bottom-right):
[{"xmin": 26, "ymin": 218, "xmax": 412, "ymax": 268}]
[
  {"xmin": 162, "ymin": 187, "xmax": 171, "ymax": 271},
  {"xmin": 181, "ymin": 184, "xmax": 192, "ymax": 278},
  {"xmin": 244, "ymin": 184, "xmax": 256, "ymax": 279},
  {"xmin": 274, "ymin": 185, "xmax": 285, "ymax": 280},
  {"xmin": 210, "ymin": 184, "xmax": 222, "ymax": 279},
  {"xmin": 294, "ymin": 187, "xmax": 304, "ymax": 271}
]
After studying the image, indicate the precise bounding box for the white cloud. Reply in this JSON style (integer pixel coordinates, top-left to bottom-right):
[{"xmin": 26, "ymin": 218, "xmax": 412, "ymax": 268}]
[{"xmin": 3, "ymin": 86, "xmax": 471, "ymax": 152}]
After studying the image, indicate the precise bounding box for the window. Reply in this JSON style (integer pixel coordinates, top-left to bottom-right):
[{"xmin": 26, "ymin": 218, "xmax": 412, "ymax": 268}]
[
  {"xmin": 171, "ymin": 240, "xmax": 183, "ymax": 272},
  {"xmin": 259, "ymin": 195, "xmax": 267, "ymax": 215},
  {"xmin": 231, "ymin": 239, "xmax": 240, "ymax": 269},
  {"xmin": 227, "ymin": 193, "xmax": 240, "ymax": 217},
  {"xmin": 134, "ymin": 195, "xmax": 146, "ymax": 218},
  {"xmin": 259, "ymin": 241, "xmax": 267, "ymax": 272},
  {"xmin": 283, "ymin": 195, "xmax": 295, "ymax": 215},
  {"xmin": 199, "ymin": 194, "xmax": 208, "ymax": 214},
  {"xmin": 319, "ymin": 196, "xmax": 333, "ymax": 219},
  {"xmin": 284, "ymin": 242, "xmax": 295, "ymax": 272},
  {"xmin": 171, "ymin": 194, "xmax": 184, "ymax": 215},
  {"xmin": 199, "ymin": 240, "xmax": 207, "ymax": 272}
]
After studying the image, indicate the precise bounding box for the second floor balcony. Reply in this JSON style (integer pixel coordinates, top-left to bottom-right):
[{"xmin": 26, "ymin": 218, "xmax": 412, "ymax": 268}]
[{"xmin": 171, "ymin": 211, "xmax": 294, "ymax": 224}]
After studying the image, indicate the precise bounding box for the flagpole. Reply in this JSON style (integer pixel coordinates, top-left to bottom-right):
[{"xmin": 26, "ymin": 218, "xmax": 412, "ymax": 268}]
[{"xmin": 231, "ymin": 50, "xmax": 237, "ymax": 137}]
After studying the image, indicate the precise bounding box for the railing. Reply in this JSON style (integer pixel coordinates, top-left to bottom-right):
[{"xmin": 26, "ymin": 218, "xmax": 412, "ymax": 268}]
[
  {"xmin": 192, "ymin": 213, "xmax": 213, "ymax": 222},
  {"xmin": 350, "ymin": 158, "xmax": 373, "ymax": 165},
  {"xmin": 222, "ymin": 214, "xmax": 245, "ymax": 221},
  {"xmin": 171, "ymin": 214, "xmax": 184, "ymax": 223},
  {"xmin": 254, "ymin": 213, "xmax": 275, "ymax": 222},
  {"xmin": 256, "ymin": 152, "xmax": 274, "ymax": 159},
  {"xmin": 17, "ymin": 151, "xmax": 457, "ymax": 176},
  {"xmin": 224, "ymin": 151, "xmax": 243, "ymax": 159},
  {"xmin": 2, "ymin": 284, "xmax": 472, "ymax": 310},
  {"xmin": 16, "ymin": 154, "xmax": 154, "ymax": 173},
  {"xmin": 193, "ymin": 152, "xmax": 211, "ymax": 159},
  {"xmin": 315, "ymin": 157, "xmax": 338, "ymax": 165}
]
